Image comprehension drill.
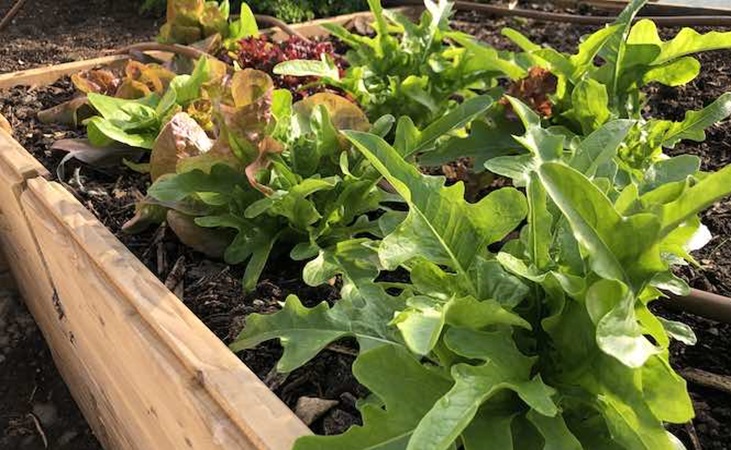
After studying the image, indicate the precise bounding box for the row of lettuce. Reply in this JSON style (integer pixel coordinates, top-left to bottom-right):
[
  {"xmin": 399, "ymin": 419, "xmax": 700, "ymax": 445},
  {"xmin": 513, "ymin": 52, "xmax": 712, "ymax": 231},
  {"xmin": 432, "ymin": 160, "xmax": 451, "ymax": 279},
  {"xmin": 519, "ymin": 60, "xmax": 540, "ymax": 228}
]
[{"xmin": 44, "ymin": 0, "xmax": 731, "ymax": 448}]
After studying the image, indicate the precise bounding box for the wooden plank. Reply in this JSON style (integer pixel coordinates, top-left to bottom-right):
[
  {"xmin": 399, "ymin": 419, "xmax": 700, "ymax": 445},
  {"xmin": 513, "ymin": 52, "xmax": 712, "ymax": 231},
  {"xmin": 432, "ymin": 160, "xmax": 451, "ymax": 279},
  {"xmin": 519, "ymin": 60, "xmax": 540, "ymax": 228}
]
[
  {"xmin": 0, "ymin": 128, "xmax": 49, "ymax": 305},
  {"xmin": 0, "ymin": 128, "xmax": 49, "ymax": 179},
  {"xmin": 0, "ymin": 130, "xmax": 118, "ymax": 448},
  {"xmin": 21, "ymin": 177, "xmax": 310, "ymax": 450},
  {"xmin": 0, "ymin": 55, "xmax": 131, "ymax": 90}
]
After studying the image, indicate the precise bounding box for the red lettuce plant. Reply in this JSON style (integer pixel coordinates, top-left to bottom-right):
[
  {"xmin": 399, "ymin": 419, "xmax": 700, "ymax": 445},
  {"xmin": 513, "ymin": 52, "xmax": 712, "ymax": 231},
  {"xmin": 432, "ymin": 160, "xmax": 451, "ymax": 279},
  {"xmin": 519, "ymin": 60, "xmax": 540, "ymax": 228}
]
[{"xmin": 219, "ymin": 35, "xmax": 345, "ymax": 98}]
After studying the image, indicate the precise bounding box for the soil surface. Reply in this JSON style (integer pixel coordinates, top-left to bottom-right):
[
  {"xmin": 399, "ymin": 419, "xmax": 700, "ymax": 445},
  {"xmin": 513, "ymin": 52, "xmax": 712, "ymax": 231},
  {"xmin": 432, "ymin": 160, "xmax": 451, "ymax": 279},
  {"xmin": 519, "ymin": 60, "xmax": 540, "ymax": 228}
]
[
  {"xmin": 0, "ymin": 0, "xmax": 156, "ymax": 74},
  {"xmin": 0, "ymin": 288, "xmax": 100, "ymax": 450},
  {"xmin": 2, "ymin": 0, "xmax": 731, "ymax": 448}
]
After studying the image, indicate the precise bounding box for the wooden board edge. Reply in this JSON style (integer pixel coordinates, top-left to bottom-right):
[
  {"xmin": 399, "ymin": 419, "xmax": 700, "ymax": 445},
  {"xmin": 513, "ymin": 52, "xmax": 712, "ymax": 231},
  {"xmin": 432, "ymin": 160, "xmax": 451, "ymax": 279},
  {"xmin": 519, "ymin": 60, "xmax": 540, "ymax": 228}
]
[
  {"xmin": 0, "ymin": 128, "xmax": 50, "ymax": 180},
  {"xmin": 0, "ymin": 55, "xmax": 130, "ymax": 91},
  {"xmin": 24, "ymin": 176, "xmax": 311, "ymax": 449},
  {"xmin": 269, "ymin": 6, "xmax": 420, "ymax": 40},
  {"xmin": 0, "ymin": 51, "xmax": 174, "ymax": 91}
]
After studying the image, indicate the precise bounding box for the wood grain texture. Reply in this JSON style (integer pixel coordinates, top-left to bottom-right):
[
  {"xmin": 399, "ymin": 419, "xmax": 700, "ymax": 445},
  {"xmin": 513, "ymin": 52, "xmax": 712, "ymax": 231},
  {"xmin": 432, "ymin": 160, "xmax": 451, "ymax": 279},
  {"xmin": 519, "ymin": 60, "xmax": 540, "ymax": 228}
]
[
  {"xmin": 22, "ymin": 177, "xmax": 310, "ymax": 449},
  {"xmin": 0, "ymin": 130, "xmax": 118, "ymax": 449}
]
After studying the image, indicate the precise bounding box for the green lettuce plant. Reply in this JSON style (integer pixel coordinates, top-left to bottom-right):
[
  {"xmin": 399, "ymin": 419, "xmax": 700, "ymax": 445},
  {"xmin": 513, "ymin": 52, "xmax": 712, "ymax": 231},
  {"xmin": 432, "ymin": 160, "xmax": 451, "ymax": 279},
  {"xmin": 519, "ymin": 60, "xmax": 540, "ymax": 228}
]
[
  {"xmin": 158, "ymin": 0, "xmax": 258, "ymax": 46},
  {"xmin": 423, "ymin": 0, "xmax": 731, "ymax": 182},
  {"xmin": 140, "ymin": 65, "xmax": 493, "ymax": 290},
  {"xmin": 275, "ymin": 0, "xmax": 525, "ymax": 127},
  {"xmin": 231, "ymin": 94, "xmax": 731, "ymax": 449}
]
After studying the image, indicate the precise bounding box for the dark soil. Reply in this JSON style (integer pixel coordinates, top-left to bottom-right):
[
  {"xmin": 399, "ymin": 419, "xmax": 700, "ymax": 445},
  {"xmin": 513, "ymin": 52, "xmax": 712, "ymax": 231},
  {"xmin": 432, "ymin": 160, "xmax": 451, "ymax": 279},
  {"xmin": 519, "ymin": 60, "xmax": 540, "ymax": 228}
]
[
  {"xmin": 0, "ymin": 0, "xmax": 156, "ymax": 74},
  {"xmin": 2, "ymin": 0, "xmax": 731, "ymax": 448},
  {"xmin": 0, "ymin": 288, "xmax": 100, "ymax": 450}
]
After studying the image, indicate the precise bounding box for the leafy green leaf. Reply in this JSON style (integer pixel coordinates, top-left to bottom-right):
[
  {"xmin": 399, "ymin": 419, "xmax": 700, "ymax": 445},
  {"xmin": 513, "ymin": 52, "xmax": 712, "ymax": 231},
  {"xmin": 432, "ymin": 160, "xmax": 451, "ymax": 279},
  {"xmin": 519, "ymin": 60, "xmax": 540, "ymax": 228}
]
[
  {"xmin": 408, "ymin": 328, "xmax": 557, "ymax": 450},
  {"xmin": 585, "ymin": 279, "xmax": 659, "ymax": 368},
  {"xmin": 231, "ymin": 285, "xmax": 403, "ymax": 371},
  {"xmin": 660, "ymin": 92, "xmax": 731, "ymax": 148},
  {"xmin": 659, "ymin": 163, "xmax": 731, "ymax": 235},
  {"xmin": 294, "ymin": 345, "xmax": 452, "ymax": 450},
  {"xmin": 228, "ymin": 2, "xmax": 258, "ymax": 40},
  {"xmin": 274, "ymin": 57, "xmax": 341, "ymax": 80},
  {"xmin": 538, "ymin": 162, "xmax": 664, "ymax": 288},
  {"xmin": 345, "ymin": 131, "xmax": 527, "ymax": 296}
]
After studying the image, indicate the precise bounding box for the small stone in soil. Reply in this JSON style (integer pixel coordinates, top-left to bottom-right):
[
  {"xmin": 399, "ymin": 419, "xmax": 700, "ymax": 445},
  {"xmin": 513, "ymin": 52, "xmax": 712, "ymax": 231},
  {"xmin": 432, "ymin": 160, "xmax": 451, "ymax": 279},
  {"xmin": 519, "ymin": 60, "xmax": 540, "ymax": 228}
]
[{"xmin": 294, "ymin": 396, "xmax": 339, "ymax": 426}]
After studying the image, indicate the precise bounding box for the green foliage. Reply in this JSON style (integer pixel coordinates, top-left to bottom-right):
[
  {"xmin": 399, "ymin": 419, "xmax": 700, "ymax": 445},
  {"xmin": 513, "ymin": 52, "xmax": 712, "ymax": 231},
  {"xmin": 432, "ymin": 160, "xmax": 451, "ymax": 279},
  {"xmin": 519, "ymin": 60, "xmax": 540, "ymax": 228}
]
[
  {"xmin": 157, "ymin": 0, "xmax": 259, "ymax": 45},
  {"xmin": 146, "ymin": 81, "xmax": 381, "ymax": 290},
  {"xmin": 434, "ymin": 0, "xmax": 731, "ymax": 180},
  {"xmin": 81, "ymin": 57, "xmax": 216, "ymax": 149},
  {"xmin": 275, "ymin": 0, "xmax": 525, "ymax": 127},
  {"xmin": 231, "ymin": 94, "xmax": 731, "ymax": 448},
  {"xmin": 503, "ymin": 0, "xmax": 731, "ymax": 133},
  {"xmin": 250, "ymin": 0, "xmax": 366, "ymax": 24}
]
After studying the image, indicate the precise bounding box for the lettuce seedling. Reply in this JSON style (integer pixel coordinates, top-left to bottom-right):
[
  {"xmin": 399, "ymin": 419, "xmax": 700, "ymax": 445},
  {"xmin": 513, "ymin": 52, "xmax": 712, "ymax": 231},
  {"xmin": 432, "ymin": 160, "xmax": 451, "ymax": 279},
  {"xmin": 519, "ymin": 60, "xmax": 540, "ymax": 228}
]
[
  {"xmin": 140, "ymin": 68, "xmax": 385, "ymax": 290},
  {"xmin": 38, "ymin": 61, "xmax": 177, "ymax": 127},
  {"xmin": 504, "ymin": 0, "xmax": 731, "ymax": 135},
  {"xmin": 78, "ymin": 57, "xmax": 222, "ymax": 150}
]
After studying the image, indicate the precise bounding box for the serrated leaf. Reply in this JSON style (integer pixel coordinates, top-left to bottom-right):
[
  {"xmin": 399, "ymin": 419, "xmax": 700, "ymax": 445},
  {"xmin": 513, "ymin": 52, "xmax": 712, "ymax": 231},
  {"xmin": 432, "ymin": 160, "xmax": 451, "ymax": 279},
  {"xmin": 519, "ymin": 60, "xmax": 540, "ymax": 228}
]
[
  {"xmin": 303, "ymin": 238, "xmax": 380, "ymax": 287},
  {"xmin": 345, "ymin": 131, "xmax": 527, "ymax": 297},
  {"xmin": 408, "ymin": 328, "xmax": 557, "ymax": 450},
  {"xmin": 660, "ymin": 92, "xmax": 731, "ymax": 148},
  {"xmin": 294, "ymin": 345, "xmax": 452, "ymax": 450},
  {"xmin": 526, "ymin": 410, "xmax": 582, "ymax": 450},
  {"xmin": 659, "ymin": 162, "xmax": 731, "ymax": 236},
  {"xmin": 231, "ymin": 286, "xmax": 403, "ymax": 371}
]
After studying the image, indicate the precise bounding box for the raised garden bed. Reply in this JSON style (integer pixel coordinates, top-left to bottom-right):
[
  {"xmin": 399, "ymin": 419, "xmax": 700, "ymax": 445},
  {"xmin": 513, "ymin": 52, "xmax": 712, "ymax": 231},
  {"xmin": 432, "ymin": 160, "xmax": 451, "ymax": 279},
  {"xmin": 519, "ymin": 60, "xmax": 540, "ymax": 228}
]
[
  {"xmin": 3, "ymin": 1, "xmax": 731, "ymax": 450},
  {"xmin": 0, "ymin": 10, "xmax": 402, "ymax": 449}
]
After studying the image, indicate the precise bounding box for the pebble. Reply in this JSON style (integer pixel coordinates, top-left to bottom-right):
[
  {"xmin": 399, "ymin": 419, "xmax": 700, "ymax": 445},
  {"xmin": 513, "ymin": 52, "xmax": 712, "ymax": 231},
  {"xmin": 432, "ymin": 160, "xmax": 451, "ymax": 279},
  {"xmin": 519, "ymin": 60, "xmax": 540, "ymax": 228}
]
[
  {"xmin": 295, "ymin": 396, "xmax": 339, "ymax": 426},
  {"xmin": 33, "ymin": 403, "xmax": 58, "ymax": 426}
]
